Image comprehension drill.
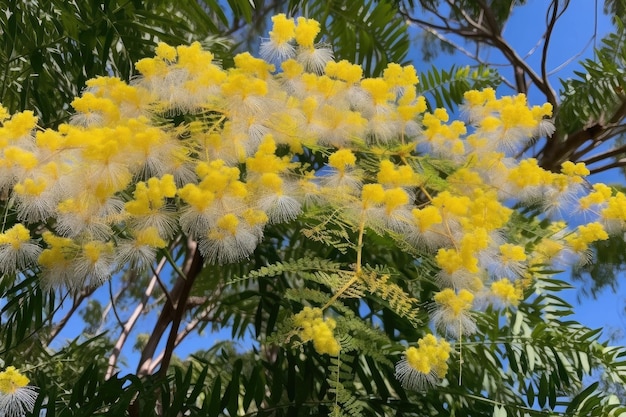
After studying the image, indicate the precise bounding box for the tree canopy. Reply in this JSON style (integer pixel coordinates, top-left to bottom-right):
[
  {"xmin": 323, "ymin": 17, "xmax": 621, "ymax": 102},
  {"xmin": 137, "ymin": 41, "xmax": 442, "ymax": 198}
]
[{"xmin": 0, "ymin": 1, "xmax": 625, "ymax": 416}]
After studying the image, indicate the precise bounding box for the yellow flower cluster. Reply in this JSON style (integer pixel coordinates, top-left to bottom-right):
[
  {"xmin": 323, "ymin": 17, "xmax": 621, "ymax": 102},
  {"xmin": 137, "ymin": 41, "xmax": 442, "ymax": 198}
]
[
  {"xmin": 0, "ymin": 13, "xmax": 623, "ymax": 393},
  {"xmin": 395, "ymin": 334, "xmax": 451, "ymax": 390},
  {"xmin": 293, "ymin": 307, "xmax": 341, "ymax": 356}
]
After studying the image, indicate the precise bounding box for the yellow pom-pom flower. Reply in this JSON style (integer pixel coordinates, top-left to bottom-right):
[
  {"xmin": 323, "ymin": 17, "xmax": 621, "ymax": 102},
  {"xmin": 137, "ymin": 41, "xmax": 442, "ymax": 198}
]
[
  {"xmin": 490, "ymin": 278, "xmax": 523, "ymax": 307},
  {"xmin": 395, "ymin": 334, "xmax": 451, "ymax": 390},
  {"xmin": 0, "ymin": 366, "xmax": 38, "ymax": 417},
  {"xmin": 432, "ymin": 288, "xmax": 476, "ymax": 336},
  {"xmin": 293, "ymin": 307, "xmax": 340, "ymax": 356},
  {"xmin": 0, "ymin": 224, "xmax": 41, "ymax": 275}
]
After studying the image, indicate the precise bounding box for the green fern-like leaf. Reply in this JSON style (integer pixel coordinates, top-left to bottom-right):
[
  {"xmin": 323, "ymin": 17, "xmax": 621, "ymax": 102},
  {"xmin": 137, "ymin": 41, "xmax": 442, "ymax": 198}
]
[
  {"xmin": 558, "ymin": 24, "xmax": 626, "ymax": 134},
  {"xmin": 418, "ymin": 65, "xmax": 501, "ymax": 111},
  {"xmin": 359, "ymin": 269, "xmax": 421, "ymax": 327},
  {"xmin": 231, "ymin": 256, "xmax": 344, "ymax": 284},
  {"xmin": 328, "ymin": 355, "xmax": 365, "ymax": 417},
  {"xmin": 290, "ymin": 0, "xmax": 411, "ymax": 77}
]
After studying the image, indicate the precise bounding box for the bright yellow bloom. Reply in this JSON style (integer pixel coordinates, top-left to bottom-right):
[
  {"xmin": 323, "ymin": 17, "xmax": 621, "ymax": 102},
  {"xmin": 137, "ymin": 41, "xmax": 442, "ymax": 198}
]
[
  {"xmin": 377, "ymin": 160, "xmax": 417, "ymax": 187},
  {"xmin": 561, "ymin": 161, "xmax": 589, "ymax": 177},
  {"xmin": 234, "ymin": 52, "xmax": 275, "ymax": 78},
  {"xmin": 134, "ymin": 227, "xmax": 167, "ymax": 248},
  {"xmin": 579, "ymin": 183, "xmax": 613, "ymax": 209},
  {"xmin": 38, "ymin": 232, "xmax": 78, "ymax": 270},
  {"xmin": 0, "ymin": 104, "xmax": 9, "ymax": 121},
  {"xmin": 2, "ymin": 110, "xmax": 37, "ymax": 138},
  {"xmin": 434, "ymin": 288, "xmax": 474, "ymax": 316},
  {"xmin": 281, "ymin": 59, "xmax": 304, "ymax": 79},
  {"xmin": 294, "ymin": 17, "xmax": 321, "ymax": 48},
  {"xmin": 247, "ymin": 136, "xmax": 291, "ymax": 174},
  {"xmin": 491, "ymin": 278, "xmax": 523, "ymax": 306},
  {"xmin": 325, "ymin": 60, "xmax": 362, "ymax": 84},
  {"xmin": 436, "ymin": 248, "xmax": 465, "ymax": 275},
  {"xmin": 565, "ymin": 222, "xmax": 609, "ymax": 252},
  {"xmin": 395, "ymin": 334, "xmax": 451, "ymax": 390},
  {"xmin": 3, "ymin": 146, "xmax": 38, "ymax": 169},
  {"xmin": 412, "ymin": 206, "xmax": 442, "ymax": 232},
  {"xmin": 507, "ymin": 158, "xmax": 551, "ymax": 188},
  {"xmin": 293, "ymin": 307, "xmax": 340, "ymax": 356},
  {"xmin": 499, "ymin": 243, "xmax": 527, "ymax": 262},
  {"xmin": 466, "ymin": 189, "xmax": 512, "ymax": 230},
  {"xmin": 155, "ymin": 42, "xmax": 177, "ymax": 61},
  {"xmin": 126, "ymin": 175, "xmax": 176, "ymax": 216},
  {"xmin": 327, "ymin": 149, "xmax": 357, "ymax": 173},
  {"xmin": 383, "ymin": 63, "xmax": 419, "ymax": 87},
  {"xmin": 269, "ymin": 14, "xmax": 296, "ymax": 44},
  {"xmin": 433, "ymin": 108, "xmax": 449, "ymax": 122},
  {"xmin": 81, "ymin": 240, "xmax": 113, "ymax": 263},
  {"xmin": 384, "ymin": 187, "xmax": 409, "ymax": 213},
  {"xmin": 431, "ymin": 191, "xmax": 470, "ymax": 217},
  {"xmin": 432, "ymin": 288, "xmax": 476, "ymax": 335},
  {"xmin": 601, "ymin": 192, "xmax": 626, "ymax": 222},
  {"xmin": 0, "ymin": 224, "xmax": 31, "ymax": 249},
  {"xmin": 361, "ymin": 78, "xmax": 394, "ymax": 104},
  {"xmin": 361, "ymin": 183, "xmax": 386, "ymax": 207},
  {"xmin": 0, "ymin": 366, "xmax": 38, "ymax": 417},
  {"xmin": 0, "ymin": 367, "xmax": 29, "ymax": 394},
  {"xmin": 178, "ymin": 184, "xmax": 214, "ymax": 212},
  {"xmin": 216, "ymin": 213, "xmax": 239, "ymax": 235},
  {"xmin": 13, "ymin": 178, "xmax": 47, "ymax": 197}
]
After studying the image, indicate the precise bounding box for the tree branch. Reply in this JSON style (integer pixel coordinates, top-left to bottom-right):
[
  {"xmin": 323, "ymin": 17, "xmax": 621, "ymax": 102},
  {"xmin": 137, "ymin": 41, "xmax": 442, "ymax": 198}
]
[
  {"xmin": 136, "ymin": 236, "xmax": 204, "ymax": 380},
  {"xmin": 147, "ymin": 300, "xmax": 219, "ymax": 374},
  {"xmin": 581, "ymin": 143, "xmax": 626, "ymax": 166},
  {"xmin": 154, "ymin": 238, "xmax": 204, "ymax": 378},
  {"xmin": 105, "ymin": 255, "xmax": 167, "ymax": 379},
  {"xmin": 46, "ymin": 286, "xmax": 96, "ymax": 344},
  {"xmin": 589, "ymin": 157, "xmax": 626, "ymax": 174}
]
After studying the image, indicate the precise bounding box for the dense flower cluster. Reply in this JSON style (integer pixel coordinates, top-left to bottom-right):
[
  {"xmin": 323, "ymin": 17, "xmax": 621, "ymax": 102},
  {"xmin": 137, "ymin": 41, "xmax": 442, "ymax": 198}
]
[
  {"xmin": 0, "ymin": 13, "xmax": 623, "ymax": 391},
  {"xmin": 293, "ymin": 307, "xmax": 341, "ymax": 356}
]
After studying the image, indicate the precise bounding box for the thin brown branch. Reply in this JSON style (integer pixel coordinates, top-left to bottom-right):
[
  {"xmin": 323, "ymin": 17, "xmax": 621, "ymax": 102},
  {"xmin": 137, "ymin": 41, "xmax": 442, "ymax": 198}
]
[
  {"xmin": 150, "ymin": 261, "xmax": 174, "ymax": 307},
  {"xmin": 47, "ymin": 287, "xmax": 96, "ymax": 344},
  {"xmin": 155, "ymin": 238, "xmax": 204, "ymax": 378},
  {"xmin": 541, "ymin": 1, "xmax": 559, "ymax": 104},
  {"xmin": 589, "ymin": 158, "xmax": 626, "ymax": 174},
  {"xmin": 136, "ymin": 236, "xmax": 203, "ymax": 380},
  {"xmin": 401, "ymin": 5, "xmax": 557, "ymax": 101},
  {"xmin": 105, "ymin": 255, "xmax": 167, "ymax": 379},
  {"xmin": 108, "ymin": 278, "xmax": 125, "ymax": 328},
  {"xmin": 147, "ymin": 301, "xmax": 218, "ymax": 374},
  {"xmin": 445, "ymin": 0, "xmax": 484, "ymax": 31},
  {"xmin": 581, "ymin": 143, "xmax": 626, "ymax": 166},
  {"xmin": 95, "ymin": 280, "xmax": 129, "ymax": 334},
  {"xmin": 474, "ymin": 0, "xmax": 501, "ymax": 36}
]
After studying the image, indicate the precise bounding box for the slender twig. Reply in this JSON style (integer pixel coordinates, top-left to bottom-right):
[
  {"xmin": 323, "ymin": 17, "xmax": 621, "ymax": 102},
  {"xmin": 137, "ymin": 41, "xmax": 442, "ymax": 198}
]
[
  {"xmin": 108, "ymin": 278, "xmax": 125, "ymax": 328},
  {"xmin": 581, "ymin": 142, "xmax": 626, "ymax": 166},
  {"xmin": 540, "ymin": 1, "xmax": 559, "ymax": 103},
  {"xmin": 150, "ymin": 261, "xmax": 174, "ymax": 307},
  {"xmin": 46, "ymin": 287, "xmax": 96, "ymax": 344},
  {"xmin": 589, "ymin": 158, "xmax": 626, "ymax": 174},
  {"xmin": 154, "ymin": 239, "xmax": 203, "ymax": 378},
  {"xmin": 95, "ymin": 281, "xmax": 129, "ymax": 334},
  {"xmin": 147, "ymin": 301, "xmax": 219, "ymax": 374},
  {"xmin": 105, "ymin": 255, "xmax": 167, "ymax": 379}
]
